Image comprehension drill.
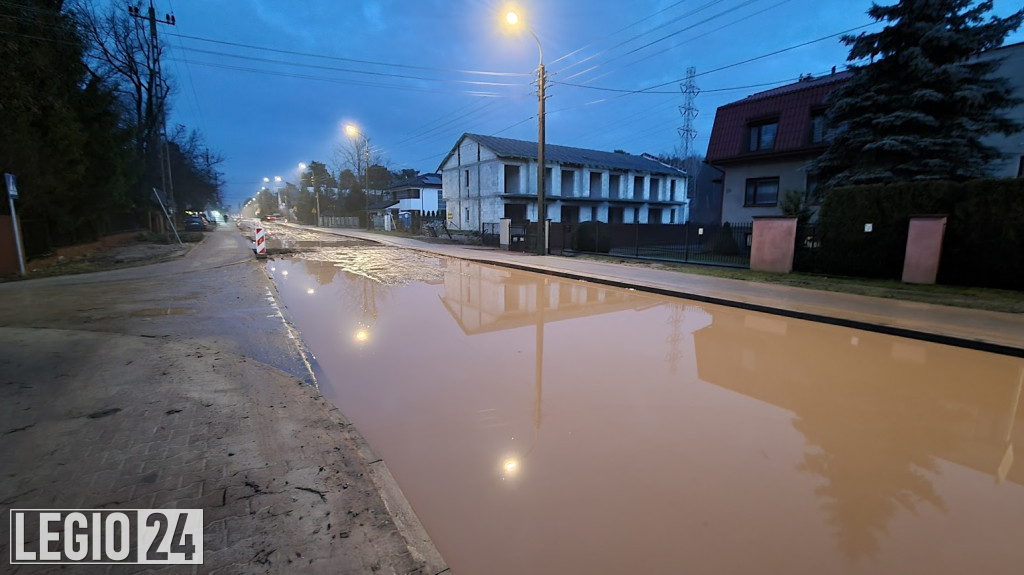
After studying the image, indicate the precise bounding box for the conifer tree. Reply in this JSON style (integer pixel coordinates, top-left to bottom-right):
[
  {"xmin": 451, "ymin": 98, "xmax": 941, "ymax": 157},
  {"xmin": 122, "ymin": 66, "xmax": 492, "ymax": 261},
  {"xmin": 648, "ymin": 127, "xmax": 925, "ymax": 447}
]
[{"xmin": 812, "ymin": 0, "xmax": 1024, "ymax": 187}]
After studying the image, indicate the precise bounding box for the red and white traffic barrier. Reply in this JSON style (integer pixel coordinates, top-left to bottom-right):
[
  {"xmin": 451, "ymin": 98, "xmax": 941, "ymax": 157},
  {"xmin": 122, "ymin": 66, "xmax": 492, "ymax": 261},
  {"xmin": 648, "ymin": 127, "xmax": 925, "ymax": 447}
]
[{"xmin": 255, "ymin": 227, "xmax": 266, "ymax": 257}]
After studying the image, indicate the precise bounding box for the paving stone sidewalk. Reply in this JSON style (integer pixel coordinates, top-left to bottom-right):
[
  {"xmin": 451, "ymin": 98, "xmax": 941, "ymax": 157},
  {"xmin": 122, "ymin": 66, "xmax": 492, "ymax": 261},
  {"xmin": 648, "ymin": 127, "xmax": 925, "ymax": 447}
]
[{"xmin": 0, "ymin": 230, "xmax": 447, "ymax": 574}]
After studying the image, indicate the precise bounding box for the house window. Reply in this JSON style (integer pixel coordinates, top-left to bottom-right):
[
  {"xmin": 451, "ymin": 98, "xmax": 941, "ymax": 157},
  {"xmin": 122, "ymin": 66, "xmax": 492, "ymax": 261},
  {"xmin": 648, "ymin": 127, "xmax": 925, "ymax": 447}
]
[
  {"xmin": 504, "ymin": 164, "xmax": 520, "ymax": 194},
  {"xmin": 465, "ymin": 207, "xmax": 470, "ymax": 223},
  {"xmin": 745, "ymin": 177, "xmax": 780, "ymax": 206},
  {"xmin": 650, "ymin": 178, "xmax": 661, "ymax": 200},
  {"xmin": 464, "ymin": 169, "xmax": 470, "ymax": 190},
  {"xmin": 809, "ymin": 112, "xmax": 826, "ymax": 144},
  {"xmin": 437, "ymin": 190, "xmax": 446, "ymax": 212},
  {"xmin": 748, "ymin": 120, "xmax": 778, "ymax": 151},
  {"xmin": 649, "ymin": 208, "xmax": 662, "ymax": 223},
  {"xmin": 589, "ymin": 172, "xmax": 602, "ymax": 198},
  {"xmin": 670, "ymin": 179, "xmax": 677, "ymax": 201},
  {"xmin": 609, "ymin": 174, "xmax": 622, "ymax": 199},
  {"xmin": 609, "ymin": 207, "xmax": 624, "ymax": 224},
  {"xmin": 633, "ymin": 176, "xmax": 644, "ymax": 199},
  {"xmin": 561, "ymin": 170, "xmax": 575, "ymax": 197}
]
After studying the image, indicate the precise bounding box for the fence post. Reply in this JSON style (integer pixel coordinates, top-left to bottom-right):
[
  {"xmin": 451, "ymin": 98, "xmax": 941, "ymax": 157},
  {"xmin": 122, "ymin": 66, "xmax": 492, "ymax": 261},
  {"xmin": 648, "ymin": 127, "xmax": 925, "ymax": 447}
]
[
  {"xmin": 902, "ymin": 215, "xmax": 947, "ymax": 284},
  {"xmin": 683, "ymin": 223, "xmax": 690, "ymax": 262},
  {"xmin": 634, "ymin": 221, "xmax": 640, "ymax": 257},
  {"xmin": 750, "ymin": 217, "xmax": 797, "ymax": 273}
]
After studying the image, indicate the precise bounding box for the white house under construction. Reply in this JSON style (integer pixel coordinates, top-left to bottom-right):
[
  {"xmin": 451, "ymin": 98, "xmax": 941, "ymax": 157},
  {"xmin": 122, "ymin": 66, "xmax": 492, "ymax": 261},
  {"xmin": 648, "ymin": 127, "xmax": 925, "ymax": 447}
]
[{"xmin": 438, "ymin": 133, "xmax": 689, "ymax": 231}]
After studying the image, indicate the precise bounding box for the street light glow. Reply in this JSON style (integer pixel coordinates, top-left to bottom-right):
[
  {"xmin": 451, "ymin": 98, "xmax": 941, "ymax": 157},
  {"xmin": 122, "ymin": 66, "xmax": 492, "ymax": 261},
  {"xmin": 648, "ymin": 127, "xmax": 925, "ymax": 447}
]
[
  {"xmin": 345, "ymin": 123, "xmax": 359, "ymax": 138},
  {"xmin": 505, "ymin": 11, "xmax": 518, "ymax": 25}
]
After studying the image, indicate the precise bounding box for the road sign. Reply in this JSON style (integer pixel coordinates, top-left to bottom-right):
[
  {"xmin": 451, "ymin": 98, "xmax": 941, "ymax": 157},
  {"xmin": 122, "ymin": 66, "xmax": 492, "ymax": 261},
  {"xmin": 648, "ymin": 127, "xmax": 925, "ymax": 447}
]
[{"xmin": 4, "ymin": 173, "xmax": 17, "ymax": 199}]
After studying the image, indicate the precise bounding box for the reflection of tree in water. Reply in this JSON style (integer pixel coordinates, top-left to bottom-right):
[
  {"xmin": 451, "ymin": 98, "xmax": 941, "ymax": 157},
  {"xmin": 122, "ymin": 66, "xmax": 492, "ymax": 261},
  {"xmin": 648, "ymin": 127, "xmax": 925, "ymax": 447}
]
[
  {"xmin": 791, "ymin": 375, "xmax": 971, "ymax": 561},
  {"xmin": 335, "ymin": 269, "xmax": 392, "ymax": 337},
  {"xmin": 301, "ymin": 259, "xmax": 342, "ymax": 286}
]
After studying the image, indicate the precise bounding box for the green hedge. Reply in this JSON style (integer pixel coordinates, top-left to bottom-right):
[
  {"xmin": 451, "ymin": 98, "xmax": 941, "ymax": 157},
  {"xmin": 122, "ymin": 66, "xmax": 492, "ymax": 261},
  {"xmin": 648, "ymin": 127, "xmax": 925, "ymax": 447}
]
[
  {"xmin": 570, "ymin": 220, "xmax": 611, "ymax": 253},
  {"xmin": 811, "ymin": 179, "xmax": 1024, "ymax": 289}
]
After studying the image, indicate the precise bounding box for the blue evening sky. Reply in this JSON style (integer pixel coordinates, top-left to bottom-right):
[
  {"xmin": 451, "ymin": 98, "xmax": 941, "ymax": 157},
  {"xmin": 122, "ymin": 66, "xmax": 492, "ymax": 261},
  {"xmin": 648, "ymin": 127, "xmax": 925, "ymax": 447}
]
[{"xmin": 146, "ymin": 0, "xmax": 1024, "ymax": 209}]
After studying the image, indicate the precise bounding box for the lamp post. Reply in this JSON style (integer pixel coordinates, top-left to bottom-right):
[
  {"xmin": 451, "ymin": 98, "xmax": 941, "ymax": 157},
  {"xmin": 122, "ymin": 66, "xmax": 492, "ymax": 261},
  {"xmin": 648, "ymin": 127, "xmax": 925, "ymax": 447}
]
[
  {"xmin": 345, "ymin": 123, "xmax": 371, "ymax": 229},
  {"xmin": 505, "ymin": 10, "xmax": 546, "ymax": 255}
]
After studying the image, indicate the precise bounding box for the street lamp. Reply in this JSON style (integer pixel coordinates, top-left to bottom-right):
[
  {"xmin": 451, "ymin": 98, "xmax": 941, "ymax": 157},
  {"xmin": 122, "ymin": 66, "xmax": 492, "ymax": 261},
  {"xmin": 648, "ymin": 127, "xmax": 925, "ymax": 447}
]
[
  {"xmin": 345, "ymin": 123, "xmax": 371, "ymax": 229},
  {"xmin": 505, "ymin": 9, "xmax": 547, "ymax": 255}
]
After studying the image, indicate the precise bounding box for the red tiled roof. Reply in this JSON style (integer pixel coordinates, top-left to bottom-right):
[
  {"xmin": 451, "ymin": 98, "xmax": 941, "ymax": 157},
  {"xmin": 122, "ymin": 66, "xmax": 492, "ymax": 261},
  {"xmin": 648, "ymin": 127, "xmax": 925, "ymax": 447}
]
[{"xmin": 705, "ymin": 71, "xmax": 852, "ymax": 163}]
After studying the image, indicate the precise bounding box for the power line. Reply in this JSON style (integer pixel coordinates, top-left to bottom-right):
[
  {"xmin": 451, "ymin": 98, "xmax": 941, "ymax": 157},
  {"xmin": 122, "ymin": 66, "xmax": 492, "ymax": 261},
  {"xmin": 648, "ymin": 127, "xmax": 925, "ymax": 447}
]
[
  {"xmin": 167, "ymin": 31, "xmax": 532, "ymax": 78},
  {"xmin": 163, "ymin": 57, "xmax": 514, "ymax": 97},
  {"xmin": 565, "ymin": 0, "xmax": 796, "ymax": 86},
  {"xmin": 169, "ymin": 44, "xmax": 528, "ymax": 88},
  {"xmin": 548, "ymin": 0, "xmax": 691, "ymax": 67},
  {"xmin": 164, "ymin": 0, "xmax": 207, "ymax": 138},
  {"xmin": 553, "ymin": 0, "xmax": 731, "ymax": 78},
  {"xmin": 550, "ymin": 22, "xmax": 874, "ymax": 97}
]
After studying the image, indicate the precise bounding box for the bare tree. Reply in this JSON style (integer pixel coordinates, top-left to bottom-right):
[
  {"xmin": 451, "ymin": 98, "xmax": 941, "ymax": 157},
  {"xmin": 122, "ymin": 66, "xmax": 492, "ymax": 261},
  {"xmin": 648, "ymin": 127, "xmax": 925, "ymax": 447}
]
[
  {"xmin": 331, "ymin": 138, "xmax": 389, "ymax": 189},
  {"xmin": 73, "ymin": 0, "xmax": 168, "ymax": 158}
]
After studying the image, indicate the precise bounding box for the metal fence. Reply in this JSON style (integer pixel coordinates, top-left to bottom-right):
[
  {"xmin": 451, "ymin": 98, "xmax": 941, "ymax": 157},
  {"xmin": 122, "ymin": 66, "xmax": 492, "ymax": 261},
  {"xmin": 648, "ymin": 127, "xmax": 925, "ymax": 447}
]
[
  {"xmin": 551, "ymin": 221, "xmax": 753, "ymax": 268},
  {"xmin": 319, "ymin": 216, "xmax": 360, "ymax": 228},
  {"xmin": 481, "ymin": 222, "xmax": 500, "ymax": 246}
]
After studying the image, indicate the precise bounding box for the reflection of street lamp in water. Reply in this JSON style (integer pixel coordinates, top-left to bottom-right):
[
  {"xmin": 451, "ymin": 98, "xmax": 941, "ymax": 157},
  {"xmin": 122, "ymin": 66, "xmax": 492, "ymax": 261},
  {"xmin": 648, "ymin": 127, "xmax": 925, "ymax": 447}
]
[
  {"xmin": 345, "ymin": 123, "xmax": 371, "ymax": 229},
  {"xmin": 351, "ymin": 274, "xmax": 378, "ymax": 345},
  {"xmin": 500, "ymin": 276, "xmax": 548, "ymax": 481}
]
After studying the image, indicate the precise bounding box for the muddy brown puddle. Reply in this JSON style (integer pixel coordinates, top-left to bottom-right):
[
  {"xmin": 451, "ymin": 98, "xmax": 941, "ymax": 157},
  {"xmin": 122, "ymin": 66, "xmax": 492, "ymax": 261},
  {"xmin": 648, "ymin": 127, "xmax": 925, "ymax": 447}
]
[{"xmin": 267, "ymin": 252, "xmax": 1024, "ymax": 575}]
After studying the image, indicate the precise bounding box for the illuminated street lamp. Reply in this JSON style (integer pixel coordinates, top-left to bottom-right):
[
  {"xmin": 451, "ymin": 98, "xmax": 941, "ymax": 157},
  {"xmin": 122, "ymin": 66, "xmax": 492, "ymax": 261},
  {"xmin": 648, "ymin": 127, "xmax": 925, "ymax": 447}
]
[
  {"xmin": 504, "ymin": 9, "xmax": 547, "ymax": 255},
  {"xmin": 345, "ymin": 123, "xmax": 371, "ymax": 229}
]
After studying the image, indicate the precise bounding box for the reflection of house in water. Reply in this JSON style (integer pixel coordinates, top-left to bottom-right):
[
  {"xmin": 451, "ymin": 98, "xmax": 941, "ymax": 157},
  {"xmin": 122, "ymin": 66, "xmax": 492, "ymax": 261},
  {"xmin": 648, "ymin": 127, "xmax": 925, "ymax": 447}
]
[
  {"xmin": 693, "ymin": 311, "xmax": 1024, "ymax": 559},
  {"xmin": 439, "ymin": 259, "xmax": 663, "ymax": 335}
]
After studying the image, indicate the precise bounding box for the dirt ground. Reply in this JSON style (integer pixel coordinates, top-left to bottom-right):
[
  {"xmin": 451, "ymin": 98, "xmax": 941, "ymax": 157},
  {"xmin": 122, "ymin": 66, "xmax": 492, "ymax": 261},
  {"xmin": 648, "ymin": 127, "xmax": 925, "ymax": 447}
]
[
  {"xmin": 0, "ymin": 227, "xmax": 447, "ymax": 574},
  {"xmin": 9, "ymin": 231, "xmax": 201, "ymax": 280}
]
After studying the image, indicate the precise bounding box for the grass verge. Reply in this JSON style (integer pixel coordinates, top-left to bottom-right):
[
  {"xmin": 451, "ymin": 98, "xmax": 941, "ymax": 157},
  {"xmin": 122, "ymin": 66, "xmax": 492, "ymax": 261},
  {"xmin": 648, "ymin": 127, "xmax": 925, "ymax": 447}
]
[{"xmin": 581, "ymin": 255, "xmax": 1024, "ymax": 314}]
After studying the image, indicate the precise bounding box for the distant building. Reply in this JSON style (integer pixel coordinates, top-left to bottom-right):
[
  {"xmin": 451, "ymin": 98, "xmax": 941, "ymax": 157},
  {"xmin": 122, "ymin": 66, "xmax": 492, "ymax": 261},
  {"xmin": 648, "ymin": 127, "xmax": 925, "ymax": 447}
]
[
  {"xmin": 378, "ymin": 173, "xmax": 445, "ymax": 217},
  {"xmin": 438, "ymin": 133, "xmax": 689, "ymax": 231}
]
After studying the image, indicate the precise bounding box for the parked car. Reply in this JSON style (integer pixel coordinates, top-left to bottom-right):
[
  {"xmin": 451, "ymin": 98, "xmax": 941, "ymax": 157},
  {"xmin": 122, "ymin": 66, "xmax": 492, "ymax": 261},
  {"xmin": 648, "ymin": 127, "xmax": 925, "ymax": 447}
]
[
  {"xmin": 263, "ymin": 213, "xmax": 285, "ymax": 222},
  {"xmin": 184, "ymin": 215, "xmax": 207, "ymax": 231}
]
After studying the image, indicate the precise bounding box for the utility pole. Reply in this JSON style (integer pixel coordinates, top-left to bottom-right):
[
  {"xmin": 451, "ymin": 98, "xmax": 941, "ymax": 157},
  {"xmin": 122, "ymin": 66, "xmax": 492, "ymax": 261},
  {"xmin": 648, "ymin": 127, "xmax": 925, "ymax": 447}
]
[{"xmin": 129, "ymin": 2, "xmax": 176, "ymax": 216}]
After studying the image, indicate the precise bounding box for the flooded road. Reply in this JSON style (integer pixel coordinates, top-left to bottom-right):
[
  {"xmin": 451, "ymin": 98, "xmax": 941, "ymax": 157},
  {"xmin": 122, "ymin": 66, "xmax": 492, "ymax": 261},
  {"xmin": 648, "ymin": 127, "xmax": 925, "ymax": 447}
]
[{"xmin": 264, "ymin": 228, "xmax": 1024, "ymax": 575}]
